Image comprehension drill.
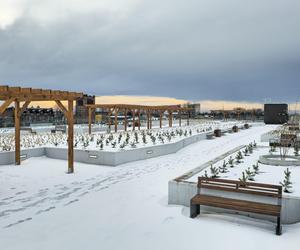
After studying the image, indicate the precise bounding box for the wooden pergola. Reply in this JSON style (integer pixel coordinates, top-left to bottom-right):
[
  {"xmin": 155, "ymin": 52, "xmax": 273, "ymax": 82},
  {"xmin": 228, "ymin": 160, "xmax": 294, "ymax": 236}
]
[
  {"xmin": 86, "ymin": 104, "xmax": 191, "ymax": 134},
  {"xmin": 0, "ymin": 85, "xmax": 83, "ymax": 173}
]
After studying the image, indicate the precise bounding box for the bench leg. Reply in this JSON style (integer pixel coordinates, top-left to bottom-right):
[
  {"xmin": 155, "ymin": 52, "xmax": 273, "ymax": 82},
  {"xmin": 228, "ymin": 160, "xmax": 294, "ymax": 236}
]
[
  {"xmin": 190, "ymin": 203, "xmax": 200, "ymax": 218},
  {"xmin": 276, "ymin": 216, "xmax": 282, "ymax": 236}
]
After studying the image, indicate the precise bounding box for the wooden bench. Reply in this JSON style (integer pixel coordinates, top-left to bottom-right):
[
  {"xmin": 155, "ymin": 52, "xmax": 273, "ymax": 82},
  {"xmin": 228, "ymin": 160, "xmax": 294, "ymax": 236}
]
[{"xmin": 190, "ymin": 177, "xmax": 283, "ymax": 235}]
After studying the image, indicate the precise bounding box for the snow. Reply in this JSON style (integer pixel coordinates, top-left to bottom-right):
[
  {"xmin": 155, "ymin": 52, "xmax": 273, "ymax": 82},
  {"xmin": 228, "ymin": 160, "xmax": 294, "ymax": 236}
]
[{"xmin": 1, "ymin": 124, "xmax": 300, "ymax": 250}]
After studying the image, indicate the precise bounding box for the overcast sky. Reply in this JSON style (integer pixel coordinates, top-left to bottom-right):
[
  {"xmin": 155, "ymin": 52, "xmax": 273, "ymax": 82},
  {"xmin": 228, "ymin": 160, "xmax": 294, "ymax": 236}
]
[{"xmin": 0, "ymin": 0, "xmax": 300, "ymax": 104}]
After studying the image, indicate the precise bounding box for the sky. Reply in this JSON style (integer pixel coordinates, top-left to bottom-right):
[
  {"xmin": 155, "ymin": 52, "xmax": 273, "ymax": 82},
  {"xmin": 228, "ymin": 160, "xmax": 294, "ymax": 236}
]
[{"xmin": 0, "ymin": 0, "xmax": 300, "ymax": 109}]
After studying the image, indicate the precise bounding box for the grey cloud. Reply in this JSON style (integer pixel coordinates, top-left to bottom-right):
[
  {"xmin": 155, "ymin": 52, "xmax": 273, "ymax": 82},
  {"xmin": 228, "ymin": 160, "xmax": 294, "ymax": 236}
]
[{"xmin": 0, "ymin": 0, "xmax": 300, "ymax": 102}]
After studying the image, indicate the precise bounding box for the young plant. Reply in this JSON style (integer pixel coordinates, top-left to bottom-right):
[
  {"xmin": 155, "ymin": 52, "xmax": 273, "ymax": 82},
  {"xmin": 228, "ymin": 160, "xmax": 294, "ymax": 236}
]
[
  {"xmin": 280, "ymin": 168, "xmax": 293, "ymax": 193},
  {"xmin": 243, "ymin": 147, "xmax": 249, "ymax": 156},
  {"xmin": 239, "ymin": 172, "xmax": 248, "ymax": 185},
  {"xmin": 228, "ymin": 156, "xmax": 234, "ymax": 168},
  {"xmin": 202, "ymin": 170, "xmax": 209, "ymax": 178},
  {"xmin": 219, "ymin": 161, "xmax": 228, "ymax": 173},
  {"xmin": 252, "ymin": 161, "xmax": 260, "ymax": 174},
  {"xmin": 235, "ymin": 151, "xmax": 243, "ymax": 163},
  {"xmin": 294, "ymin": 144, "xmax": 299, "ymax": 157},
  {"xmin": 210, "ymin": 165, "xmax": 219, "ymax": 178},
  {"xmin": 245, "ymin": 167, "xmax": 255, "ymax": 181}
]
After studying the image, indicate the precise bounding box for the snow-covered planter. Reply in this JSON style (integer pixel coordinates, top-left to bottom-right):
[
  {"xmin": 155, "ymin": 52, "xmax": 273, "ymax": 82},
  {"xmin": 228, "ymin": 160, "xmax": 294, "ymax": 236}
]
[
  {"xmin": 232, "ymin": 125, "xmax": 238, "ymax": 133},
  {"xmin": 214, "ymin": 129, "xmax": 221, "ymax": 137},
  {"xmin": 259, "ymin": 155, "xmax": 300, "ymax": 166}
]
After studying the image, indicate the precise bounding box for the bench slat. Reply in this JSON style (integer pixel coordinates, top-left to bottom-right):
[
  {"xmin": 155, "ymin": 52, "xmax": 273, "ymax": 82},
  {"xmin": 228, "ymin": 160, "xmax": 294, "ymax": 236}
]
[{"xmin": 191, "ymin": 194, "xmax": 281, "ymax": 216}]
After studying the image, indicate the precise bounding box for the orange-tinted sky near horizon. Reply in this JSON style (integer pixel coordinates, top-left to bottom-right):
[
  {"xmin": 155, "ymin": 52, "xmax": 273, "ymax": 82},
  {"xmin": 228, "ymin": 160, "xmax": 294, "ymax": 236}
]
[
  {"xmin": 25, "ymin": 95, "xmax": 267, "ymax": 111},
  {"xmin": 4, "ymin": 95, "xmax": 299, "ymax": 111}
]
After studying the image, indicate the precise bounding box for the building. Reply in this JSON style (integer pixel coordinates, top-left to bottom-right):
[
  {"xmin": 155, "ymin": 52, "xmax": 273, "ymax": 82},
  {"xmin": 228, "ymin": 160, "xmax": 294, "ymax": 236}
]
[
  {"xmin": 0, "ymin": 107, "xmax": 14, "ymax": 127},
  {"xmin": 210, "ymin": 108, "xmax": 264, "ymax": 120},
  {"xmin": 75, "ymin": 94, "xmax": 95, "ymax": 124},
  {"xmin": 182, "ymin": 103, "xmax": 201, "ymax": 118},
  {"xmin": 264, "ymin": 104, "xmax": 289, "ymax": 124},
  {"xmin": 0, "ymin": 107, "xmax": 65, "ymax": 127}
]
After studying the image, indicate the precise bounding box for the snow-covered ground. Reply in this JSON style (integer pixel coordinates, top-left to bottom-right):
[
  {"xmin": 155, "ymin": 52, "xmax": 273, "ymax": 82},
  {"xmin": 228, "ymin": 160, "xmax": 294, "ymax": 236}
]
[
  {"xmin": 187, "ymin": 146, "xmax": 300, "ymax": 196},
  {"xmin": 1, "ymin": 124, "xmax": 300, "ymax": 250}
]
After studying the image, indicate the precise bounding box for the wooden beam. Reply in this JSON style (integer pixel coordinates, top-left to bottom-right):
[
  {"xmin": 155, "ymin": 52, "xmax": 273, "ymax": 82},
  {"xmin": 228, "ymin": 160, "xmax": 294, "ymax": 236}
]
[
  {"xmin": 0, "ymin": 98, "xmax": 14, "ymax": 115},
  {"xmin": 67, "ymin": 100, "xmax": 74, "ymax": 173},
  {"xmin": 18, "ymin": 101, "xmax": 31, "ymax": 117},
  {"xmin": 55, "ymin": 100, "xmax": 68, "ymax": 118},
  {"xmin": 14, "ymin": 100, "xmax": 21, "ymax": 165}
]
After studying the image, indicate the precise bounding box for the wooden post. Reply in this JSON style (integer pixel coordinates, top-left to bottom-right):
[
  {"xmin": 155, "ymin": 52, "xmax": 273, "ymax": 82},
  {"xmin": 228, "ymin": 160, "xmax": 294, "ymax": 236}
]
[
  {"xmin": 88, "ymin": 107, "xmax": 92, "ymax": 135},
  {"xmin": 124, "ymin": 108, "xmax": 127, "ymax": 131},
  {"xmin": 159, "ymin": 111, "xmax": 163, "ymax": 128},
  {"xmin": 132, "ymin": 110, "xmax": 135, "ymax": 131},
  {"xmin": 169, "ymin": 111, "xmax": 173, "ymax": 127},
  {"xmin": 147, "ymin": 111, "xmax": 150, "ymax": 129},
  {"xmin": 179, "ymin": 110, "xmax": 182, "ymax": 127},
  {"xmin": 187, "ymin": 111, "xmax": 190, "ymax": 126},
  {"xmin": 138, "ymin": 110, "xmax": 141, "ymax": 130},
  {"xmin": 114, "ymin": 108, "xmax": 118, "ymax": 132},
  {"xmin": 149, "ymin": 112, "xmax": 152, "ymax": 129},
  {"xmin": 108, "ymin": 110, "xmax": 112, "ymax": 131},
  {"xmin": 14, "ymin": 100, "xmax": 21, "ymax": 165},
  {"xmin": 68, "ymin": 100, "xmax": 74, "ymax": 173}
]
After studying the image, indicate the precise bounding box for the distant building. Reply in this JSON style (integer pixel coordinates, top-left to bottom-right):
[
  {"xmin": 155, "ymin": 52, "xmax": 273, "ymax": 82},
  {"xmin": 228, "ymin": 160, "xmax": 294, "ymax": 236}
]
[
  {"xmin": 0, "ymin": 107, "xmax": 65, "ymax": 127},
  {"xmin": 0, "ymin": 107, "xmax": 14, "ymax": 127},
  {"xmin": 75, "ymin": 94, "xmax": 95, "ymax": 124},
  {"xmin": 210, "ymin": 108, "xmax": 264, "ymax": 120},
  {"xmin": 264, "ymin": 104, "xmax": 288, "ymax": 124},
  {"xmin": 182, "ymin": 103, "xmax": 201, "ymax": 118}
]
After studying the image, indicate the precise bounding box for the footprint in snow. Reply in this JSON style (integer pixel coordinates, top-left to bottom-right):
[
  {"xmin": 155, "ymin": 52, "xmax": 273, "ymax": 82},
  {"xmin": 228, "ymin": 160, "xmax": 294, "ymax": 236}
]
[
  {"xmin": 64, "ymin": 199, "xmax": 79, "ymax": 206},
  {"xmin": 162, "ymin": 216, "xmax": 174, "ymax": 224},
  {"xmin": 4, "ymin": 217, "xmax": 32, "ymax": 228}
]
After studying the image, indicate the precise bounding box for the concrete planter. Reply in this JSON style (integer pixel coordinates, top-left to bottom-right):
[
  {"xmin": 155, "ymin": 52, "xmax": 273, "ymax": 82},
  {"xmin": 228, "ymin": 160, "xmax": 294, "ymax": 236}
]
[
  {"xmin": 232, "ymin": 126, "xmax": 238, "ymax": 133},
  {"xmin": 214, "ymin": 129, "xmax": 221, "ymax": 137},
  {"xmin": 168, "ymin": 146, "xmax": 300, "ymax": 224},
  {"xmin": 259, "ymin": 155, "xmax": 300, "ymax": 166}
]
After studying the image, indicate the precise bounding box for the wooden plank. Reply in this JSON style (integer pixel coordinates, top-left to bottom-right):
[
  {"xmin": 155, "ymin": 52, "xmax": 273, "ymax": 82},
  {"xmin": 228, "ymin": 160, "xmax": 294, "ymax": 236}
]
[
  {"xmin": 199, "ymin": 177, "xmax": 282, "ymax": 190},
  {"xmin": 55, "ymin": 100, "xmax": 68, "ymax": 118},
  {"xmin": 18, "ymin": 101, "xmax": 31, "ymax": 117},
  {"xmin": 191, "ymin": 194, "xmax": 281, "ymax": 216},
  {"xmin": 0, "ymin": 98, "xmax": 14, "ymax": 115}
]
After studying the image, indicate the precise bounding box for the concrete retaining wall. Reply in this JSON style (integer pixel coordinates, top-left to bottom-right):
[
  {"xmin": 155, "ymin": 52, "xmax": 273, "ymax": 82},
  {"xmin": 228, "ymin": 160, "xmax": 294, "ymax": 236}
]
[
  {"xmin": 0, "ymin": 148, "xmax": 45, "ymax": 165},
  {"xmin": 259, "ymin": 155, "xmax": 300, "ymax": 166},
  {"xmin": 0, "ymin": 132, "xmax": 208, "ymax": 166}
]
